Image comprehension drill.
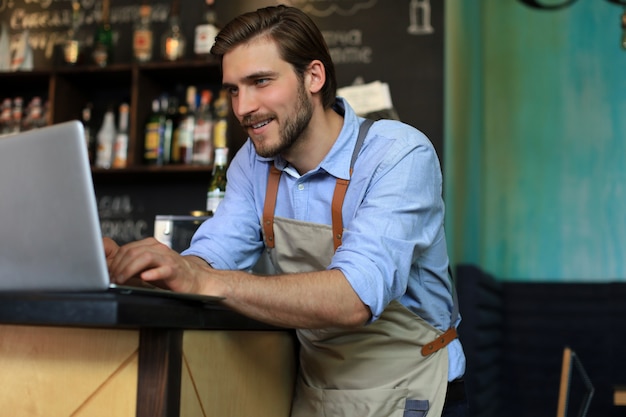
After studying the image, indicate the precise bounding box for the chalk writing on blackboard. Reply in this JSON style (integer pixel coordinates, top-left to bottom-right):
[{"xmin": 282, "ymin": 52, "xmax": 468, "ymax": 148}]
[
  {"xmin": 98, "ymin": 194, "xmax": 149, "ymax": 244},
  {"xmin": 408, "ymin": 0, "xmax": 434, "ymax": 35},
  {"xmin": 1, "ymin": 0, "xmax": 169, "ymax": 61},
  {"xmin": 323, "ymin": 29, "xmax": 372, "ymax": 64},
  {"xmin": 282, "ymin": 0, "xmax": 378, "ymax": 17},
  {"xmin": 100, "ymin": 218, "xmax": 148, "ymax": 243}
]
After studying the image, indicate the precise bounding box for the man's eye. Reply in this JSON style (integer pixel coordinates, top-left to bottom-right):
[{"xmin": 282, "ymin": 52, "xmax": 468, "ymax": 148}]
[
  {"xmin": 255, "ymin": 78, "xmax": 269, "ymax": 86},
  {"xmin": 226, "ymin": 87, "xmax": 238, "ymax": 96}
]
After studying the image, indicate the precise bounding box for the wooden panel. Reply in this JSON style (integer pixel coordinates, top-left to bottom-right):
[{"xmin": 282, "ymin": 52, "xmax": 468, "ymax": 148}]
[
  {"xmin": 180, "ymin": 330, "xmax": 296, "ymax": 417},
  {"xmin": 0, "ymin": 325, "xmax": 139, "ymax": 416},
  {"xmin": 136, "ymin": 329, "xmax": 183, "ymax": 417}
]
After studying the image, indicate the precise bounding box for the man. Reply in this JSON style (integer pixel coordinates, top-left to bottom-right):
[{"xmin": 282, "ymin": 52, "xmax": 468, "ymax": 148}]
[{"xmin": 105, "ymin": 5, "xmax": 466, "ymax": 417}]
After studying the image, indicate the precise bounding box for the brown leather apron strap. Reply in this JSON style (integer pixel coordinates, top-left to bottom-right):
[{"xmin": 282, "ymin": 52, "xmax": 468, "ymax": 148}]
[
  {"xmin": 331, "ymin": 178, "xmax": 349, "ymax": 251},
  {"xmin": 330, "ymin": 119, "xmax": 374, "ymax": 251},
  {"xmin": 262, "ymin": 166, "xmax": 282, "ymax": 248},
  {"xmin": 421, "ymin": 326, "xmax": 458, "ymax": 356}
]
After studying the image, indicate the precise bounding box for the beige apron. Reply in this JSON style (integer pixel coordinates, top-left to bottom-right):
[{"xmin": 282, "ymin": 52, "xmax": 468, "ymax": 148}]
[{"xmin": 261, "ymin": 121, "xmax": 454, "ymax": 417}]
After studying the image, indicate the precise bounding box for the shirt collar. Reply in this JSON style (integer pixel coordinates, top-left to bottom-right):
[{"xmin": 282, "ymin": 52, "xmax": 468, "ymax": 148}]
[{"xmin": 319, "ymin": 97, "xmax": 362, "ymax": 180}]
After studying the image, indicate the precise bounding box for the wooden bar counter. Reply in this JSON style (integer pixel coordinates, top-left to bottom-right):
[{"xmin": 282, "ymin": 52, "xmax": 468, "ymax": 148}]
[{"xmin": 0, "ymin": 291, "xmax": 297, "ymax": 417}]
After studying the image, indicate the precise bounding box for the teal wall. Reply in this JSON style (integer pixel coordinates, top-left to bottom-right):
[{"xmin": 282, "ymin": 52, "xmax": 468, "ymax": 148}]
[{"xmin": 445, "ymin": 0, "xmax": 626, "ymax": 281}]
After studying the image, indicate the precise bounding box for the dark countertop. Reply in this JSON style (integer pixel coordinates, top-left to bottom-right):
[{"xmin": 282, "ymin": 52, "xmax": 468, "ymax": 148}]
[{"xmin": 0, "ymin": 290, "xmax": 281, "ymax": 331}]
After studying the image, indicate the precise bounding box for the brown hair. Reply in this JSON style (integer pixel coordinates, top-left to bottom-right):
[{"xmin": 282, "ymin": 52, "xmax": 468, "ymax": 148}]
[{"xmin": 211, "ymin": 5, "xmax": 337, "ymax": 109}]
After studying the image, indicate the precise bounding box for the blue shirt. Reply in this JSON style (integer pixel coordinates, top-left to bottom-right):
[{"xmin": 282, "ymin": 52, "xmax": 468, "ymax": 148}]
[{"xmin": 183, "ymin": 98, "xmax": 465, "ymax": 380}]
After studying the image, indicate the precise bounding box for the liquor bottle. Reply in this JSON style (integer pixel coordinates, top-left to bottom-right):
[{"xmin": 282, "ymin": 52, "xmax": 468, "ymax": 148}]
[
  {"xmin": 25, "ymin": 96, "xmax": 46, "ymax": 130},
  {"xmin": 63, "ymin": 0, "xmax": 83, "ymax": 65},
  {"xmin": 81, "ymin": 102, "xmax": 96, "ymax": 165},
  {"xmin": 212, "ymin": 89, "xmax": 229, "ymax": 149},
  {"xmin": 162, "ymin": 95, "xmax": 180, "ymax": 165},
  {"xmin": 143, "ymin": 98, "xmax": 164, "ymax": 165},
  {"xmin": 192, "ymin": 89, "xmax": 213, "ymax": 165},
  {"xmin": 133, "ymin": 4, "xmax": 153, "ymax": 63},
  {"xmin": 194, "ymin": 0, "xmax": 219, "ymax": 59},
  {"xmin": 0, "ymin": 98, "xmax": 11, "ymax": 136},
  {"xmin": 170, "ymin": 104, "xmax": 187, "ymax": 164},
  {"xmin": 177, "ymin": 86, "xmax": 196, "ymax": 164},
  {"xmin": 112, "ymin": 102, "xmax": 129, "ymax": 168},
  {"xmin": 92, "ymin": 0, "xmax": 113, "ymax": 67},
  {"xmin": 206, "ymin": 147, "xmax": 228, "ymax": 214},
  {"xmin": 10, "ymin": 96, "xmax": 23, "ymax": 134},
  {"xmin": 95, "ymin": 108, "xmax": 117, "ymax": 169},
  {"xmin": 42, "ymin": 99, "xmax": 51, "ymax": 127},
  {"xmin": 161, "ymin": 0, "xmax": 185, "ymax": 61}
]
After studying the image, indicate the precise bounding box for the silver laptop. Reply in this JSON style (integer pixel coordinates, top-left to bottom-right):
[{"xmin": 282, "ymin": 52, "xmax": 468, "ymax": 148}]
[{"xmin": 0, "ymin": 120, "xmax": 222, "ymax": 303}]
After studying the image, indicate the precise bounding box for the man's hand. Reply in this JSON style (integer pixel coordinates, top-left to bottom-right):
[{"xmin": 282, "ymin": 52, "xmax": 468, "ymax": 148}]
[
  {"xmin": 101, "ymin": 238, "xmax": 370, "ymax": 329},
  {"xmin": 103, "ymin": 237, "xmax": 206, "ymax": 294}
]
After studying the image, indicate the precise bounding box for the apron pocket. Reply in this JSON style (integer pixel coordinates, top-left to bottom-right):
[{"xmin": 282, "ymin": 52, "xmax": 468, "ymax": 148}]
[
  {"xmin": 403, "ymin": 399, "xmax": 429, "ymax": 417},
  {"xmin": 293, "ymin": 382, "xmax": 415, "ymax": 417}
]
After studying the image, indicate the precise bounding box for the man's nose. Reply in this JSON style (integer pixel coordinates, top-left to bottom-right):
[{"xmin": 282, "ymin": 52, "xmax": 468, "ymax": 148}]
[{"xmin": 233, "ymin": 88, "xmax": 258, "ymax": 118}]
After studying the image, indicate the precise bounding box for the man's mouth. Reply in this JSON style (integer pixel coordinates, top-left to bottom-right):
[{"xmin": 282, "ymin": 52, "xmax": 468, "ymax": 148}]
[
  {"xmin": 242, "ymin": 114, "xmax": 275, "ymax": 131},
  {"xmin": 251, "ymin": 119, "xmax": 272, "ymax": 129}
]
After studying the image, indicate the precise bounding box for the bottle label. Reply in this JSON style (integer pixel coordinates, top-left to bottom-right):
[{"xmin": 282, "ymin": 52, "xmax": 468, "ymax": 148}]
[
  {"xmin": 144, "ymin": 121, "xmax": 161, "ymax": 160},
  {"xmin": 206, "ymin": 189, "xmax": 225, "ymax": 213},
  {"xmin": 192, "ymin": 120, "xmax": 213, "ymax": 164},
  {"xmin": 194, "ymin": 24, "xmax": 219, "ymax": 55},
  {"xmin": 213, "ymin": 119, "xmax": 227, "ymax": 148},
  {"xmin": 112, "ymin": 133, "xmax": 128, "ymax": 168},
  {"xmin": 133, "ymin": 30, "xmax": 153, "ymax": 61},
  {"xmin": 95, "ymin": 113, "xmax": 116, "ymax": 169},
  {"xmin": 178, "ymin": 118, "xmax": 195, "ymax": 164}
]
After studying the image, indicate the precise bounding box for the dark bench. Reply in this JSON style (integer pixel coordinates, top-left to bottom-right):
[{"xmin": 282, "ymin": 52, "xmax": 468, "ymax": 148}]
[{"xmin": 456, "ymin": 264, "xmax": 626, "ymax": 417}]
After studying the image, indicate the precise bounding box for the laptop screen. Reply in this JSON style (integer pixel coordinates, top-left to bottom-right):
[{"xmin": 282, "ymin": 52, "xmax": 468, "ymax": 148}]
[{"xmin": 0, "ymin": 121, "xmax": 111, "ymax": 292}]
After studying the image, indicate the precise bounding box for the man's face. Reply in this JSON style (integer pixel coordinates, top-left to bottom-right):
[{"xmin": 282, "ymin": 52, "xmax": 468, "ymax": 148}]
[{"xmin": 222, "ymin": 36, "xmax": 313, "ymax": 158}]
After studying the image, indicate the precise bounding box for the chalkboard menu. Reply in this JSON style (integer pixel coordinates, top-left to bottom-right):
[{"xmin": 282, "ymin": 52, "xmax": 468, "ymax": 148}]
[{"xmin": 0, "ymin": 0, "xmax": 443, "ymax": 244}]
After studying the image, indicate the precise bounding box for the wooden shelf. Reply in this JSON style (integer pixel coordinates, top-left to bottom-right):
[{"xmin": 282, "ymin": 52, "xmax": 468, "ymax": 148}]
[{"xmin": 92, "ymin": 165, "xmax": 212, "ymax": 183}]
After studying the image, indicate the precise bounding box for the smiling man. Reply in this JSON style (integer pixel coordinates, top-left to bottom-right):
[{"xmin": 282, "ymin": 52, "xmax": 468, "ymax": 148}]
[{"xmin": 104, "ymin": 5, "xmax": 467, "ymax": 417}]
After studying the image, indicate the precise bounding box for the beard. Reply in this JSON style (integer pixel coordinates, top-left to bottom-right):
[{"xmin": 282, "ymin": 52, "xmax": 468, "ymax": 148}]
[{"xmin": 244, "ymin": 81, "xmax": 313, "ymax": 158}]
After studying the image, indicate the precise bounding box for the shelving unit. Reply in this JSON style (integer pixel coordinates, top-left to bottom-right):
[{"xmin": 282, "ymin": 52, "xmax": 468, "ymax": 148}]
[
  {"xmin": 1, "ymin": 58, "xmax": 238, "ymax": 174},
  {"xmin": 1, "ymin": 60, "xmax": 244, "ymax": 242}
]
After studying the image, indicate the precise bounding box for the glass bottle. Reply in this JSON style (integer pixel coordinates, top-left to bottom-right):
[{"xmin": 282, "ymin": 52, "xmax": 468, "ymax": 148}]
[
  {"xmin": 206, "ymin": 147, "xmax": 228, "ymax": 214},
  {"xmin": 0, "ymin": 98, "xmax": 12, "ymax": 136},
  {"xmin": 143, "ymin": 98, "xmax": 164, "ymax": 165},
  {"xmin": 95, "ymin": 108, "xmax": 117, "ymax": 169},
  {"xmin": 26, "ymin": 96, "xmax": 46, "ymax": 130},
  {"xmin": 10, "ymin": 96, "xmax": 23, "ymax": 134},
  {"xmin": 81, "ymin": 102, "xmax": 95, "ymax": 165},
  {"xmin": 194, "ymin": 0, "xmax": 219, "ymax": 59},
  {"xmin": 161, "ymin": 0, "xmax": 185, "ymax": 61},
  {"xmin": 133, "ymin": 5, "xmax": 153, "ymax": 63},
  {"xmin": 212, "ymin": 89, "xmax": 229, "ymax": 149},
  {"xmin": 63, "ymin": 0, "xmax": 83, "ymax": 65},
  {"xmin": 192, "ymin": 89, "xmax": 213, "ymax": 165},
  {"xmin": 92, "ymin": 0, "xmax": 113, "ymax": 67},
  {"xmin": 112, "ymin": 102, "xmax": 129, "ymax": 169},
  {"xmin": 177, "ymin": 86, "xmax": 196, "ymax": 164},
  {"xmin": 171, "ymin": 105, "xmax": 187, "ymax": 164},
  {"xmin": 162, "ymin": 96, "xmax": 180, "ymax": 165}
]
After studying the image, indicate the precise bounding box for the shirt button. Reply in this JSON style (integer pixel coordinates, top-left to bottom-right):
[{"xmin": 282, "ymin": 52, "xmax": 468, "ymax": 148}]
[{"xmin": 298, "ymin": 184, "xmax": 305, "ymax": 191}]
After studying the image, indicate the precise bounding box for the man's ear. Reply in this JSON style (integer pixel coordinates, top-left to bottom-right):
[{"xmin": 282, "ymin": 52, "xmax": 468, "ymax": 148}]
[{"xmin": 306, "ymin": 60, "xmax": 326, "ymax": 94}]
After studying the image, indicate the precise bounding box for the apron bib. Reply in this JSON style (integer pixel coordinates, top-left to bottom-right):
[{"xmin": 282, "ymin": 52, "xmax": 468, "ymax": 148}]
[{"xmin": 261, "ymin": 120, "xmax": 451, "ymax": 417}]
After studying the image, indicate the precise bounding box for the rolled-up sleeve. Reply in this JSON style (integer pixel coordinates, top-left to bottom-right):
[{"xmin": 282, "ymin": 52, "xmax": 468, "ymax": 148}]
[{"xmin": 329, "ymin": 122, "xmax": 446, "ymax": 322}]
